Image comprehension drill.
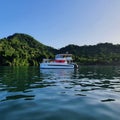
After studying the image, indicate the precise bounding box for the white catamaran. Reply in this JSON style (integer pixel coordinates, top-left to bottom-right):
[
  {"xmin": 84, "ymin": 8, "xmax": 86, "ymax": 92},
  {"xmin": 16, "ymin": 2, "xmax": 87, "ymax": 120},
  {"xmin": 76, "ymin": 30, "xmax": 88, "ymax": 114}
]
[{"xmin": 40, "ymin": 54, "xmax": 78, "ymax": 69}]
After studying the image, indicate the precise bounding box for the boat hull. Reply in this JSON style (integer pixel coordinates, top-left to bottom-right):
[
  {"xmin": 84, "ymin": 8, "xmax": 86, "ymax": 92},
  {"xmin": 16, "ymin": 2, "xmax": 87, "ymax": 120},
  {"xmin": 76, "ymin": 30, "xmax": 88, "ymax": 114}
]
[{"xmin": 40, "ymin": 63, "xmax": 74, "ymax": 69}]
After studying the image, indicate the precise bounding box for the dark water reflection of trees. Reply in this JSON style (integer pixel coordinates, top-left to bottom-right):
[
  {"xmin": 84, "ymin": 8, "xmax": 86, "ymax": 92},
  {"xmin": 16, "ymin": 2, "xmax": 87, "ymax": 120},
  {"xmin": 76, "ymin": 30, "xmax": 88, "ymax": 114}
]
[
  {"xmin": 0, "ymin": 66, "xmax": 120, "ymax": 93},
  {"xmin": 0, "ymin": 67, "xmax": 42, "ymax": 92}
]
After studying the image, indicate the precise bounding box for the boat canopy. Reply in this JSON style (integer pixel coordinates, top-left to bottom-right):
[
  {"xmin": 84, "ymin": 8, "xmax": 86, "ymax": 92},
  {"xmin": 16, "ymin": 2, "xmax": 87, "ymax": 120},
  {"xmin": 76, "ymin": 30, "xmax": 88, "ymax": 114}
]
[
  {"xmin": 55, "ymin": 54, "xmax": 73, "ymax": 61},
  {"xmin": 55, "ymin": 54, "xmax": 72, "ymax": 58}
]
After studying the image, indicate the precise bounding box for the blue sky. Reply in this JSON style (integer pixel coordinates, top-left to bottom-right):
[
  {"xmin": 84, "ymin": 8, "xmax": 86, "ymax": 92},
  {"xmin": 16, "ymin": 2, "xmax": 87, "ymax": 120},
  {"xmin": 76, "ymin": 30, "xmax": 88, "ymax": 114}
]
[{"xmin": 0, "ymin": 0, "xmax": 120, "ymax": 48}]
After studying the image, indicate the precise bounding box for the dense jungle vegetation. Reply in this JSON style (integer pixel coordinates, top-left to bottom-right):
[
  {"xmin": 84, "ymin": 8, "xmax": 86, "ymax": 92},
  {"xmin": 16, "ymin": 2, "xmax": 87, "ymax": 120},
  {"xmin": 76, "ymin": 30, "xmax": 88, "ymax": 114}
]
[
  {"xmin": 0, "ymin": 33, "xmax": 120, "ymax": 66},
  {"xmin": 0, "ymin": 33, "xmax": 56, "ymax": 66}
]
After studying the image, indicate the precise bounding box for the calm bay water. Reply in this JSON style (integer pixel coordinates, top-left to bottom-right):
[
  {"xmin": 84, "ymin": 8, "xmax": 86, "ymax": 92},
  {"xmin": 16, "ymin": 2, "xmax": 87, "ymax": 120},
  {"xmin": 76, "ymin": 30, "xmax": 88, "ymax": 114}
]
[{"xmin": 0, "ymin": 66, "xmax": 120, "ymax": 120}]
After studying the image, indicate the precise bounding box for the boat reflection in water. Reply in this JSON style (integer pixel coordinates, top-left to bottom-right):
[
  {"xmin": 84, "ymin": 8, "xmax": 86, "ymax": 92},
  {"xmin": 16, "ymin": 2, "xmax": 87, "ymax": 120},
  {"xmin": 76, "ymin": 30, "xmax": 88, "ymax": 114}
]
[
  {"xmin": 40, "ymin": 68, "xmax": 75, "ymax": 80},
  {"xmin": 40, "ymin": 69, "xmax": 76, "ymax": 93}
]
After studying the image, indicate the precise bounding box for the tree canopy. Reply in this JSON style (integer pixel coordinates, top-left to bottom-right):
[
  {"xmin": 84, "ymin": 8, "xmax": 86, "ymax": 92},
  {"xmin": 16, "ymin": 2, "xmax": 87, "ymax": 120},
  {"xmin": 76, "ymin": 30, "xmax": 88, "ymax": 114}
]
[
  {"xmin": 0, "ymin": 33, "xmax": 120, "ymax": 66},
  {"xmin": 59, "ymin": 43, "xmax": 120, "ymax": 65},
  {"xmin": 0, "ymin": 33, "xmax": 56, "ymax": 66}
]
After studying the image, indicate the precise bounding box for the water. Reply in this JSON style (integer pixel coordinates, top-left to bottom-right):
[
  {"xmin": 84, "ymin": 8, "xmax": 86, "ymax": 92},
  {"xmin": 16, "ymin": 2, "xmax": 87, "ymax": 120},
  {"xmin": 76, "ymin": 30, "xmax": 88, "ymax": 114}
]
[{"xmin": 0, "ymin": 66, "xmax": 120, "ymax": 120}]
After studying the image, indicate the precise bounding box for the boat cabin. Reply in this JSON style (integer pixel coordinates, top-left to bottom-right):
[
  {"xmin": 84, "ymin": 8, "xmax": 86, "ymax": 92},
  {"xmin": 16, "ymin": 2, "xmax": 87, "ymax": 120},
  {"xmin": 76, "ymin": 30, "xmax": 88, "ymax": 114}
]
[
  {"xmin": 55, "ymin": 54, "xmax": 73, "ymax": 63},
  {"xmin": 42, "ymin": 54, "xmax": 73, "ymax": 64}
]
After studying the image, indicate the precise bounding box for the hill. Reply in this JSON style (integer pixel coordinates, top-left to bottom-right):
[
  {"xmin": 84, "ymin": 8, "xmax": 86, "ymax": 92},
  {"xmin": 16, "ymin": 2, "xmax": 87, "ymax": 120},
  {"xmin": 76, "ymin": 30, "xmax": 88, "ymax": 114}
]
[
  {"xmin": 0, "ymin": 33, "xmax": 57, "ymax": 66},
  {"xmin": 1, "ymin": 33, "xmax": 120, "ymax": 66},
  {"xmin": 59, "ymin": 43, "xmax": 120, "ymax": 65}
]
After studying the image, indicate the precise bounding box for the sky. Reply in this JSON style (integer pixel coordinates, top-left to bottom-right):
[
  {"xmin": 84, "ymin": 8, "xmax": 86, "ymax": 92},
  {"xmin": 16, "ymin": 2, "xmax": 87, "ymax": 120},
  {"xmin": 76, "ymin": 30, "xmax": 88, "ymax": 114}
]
[{"xmin": 0, "ymin": 0, "xmax": 120, "ymax": 49}]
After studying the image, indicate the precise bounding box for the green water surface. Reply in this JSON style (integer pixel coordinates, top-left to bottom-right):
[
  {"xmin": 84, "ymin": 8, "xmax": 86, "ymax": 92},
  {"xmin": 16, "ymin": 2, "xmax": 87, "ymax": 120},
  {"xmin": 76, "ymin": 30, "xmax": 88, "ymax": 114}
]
[{"xmin": 0, "ymin": 66, "xmax": 120, "ymax": 120}]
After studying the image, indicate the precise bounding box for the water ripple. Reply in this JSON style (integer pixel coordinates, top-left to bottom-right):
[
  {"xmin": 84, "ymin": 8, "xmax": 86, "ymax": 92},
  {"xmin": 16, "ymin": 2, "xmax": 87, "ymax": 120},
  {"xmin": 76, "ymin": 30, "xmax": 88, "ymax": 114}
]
[{"xmin": 0, "ymin": 66, "xmax": 120, "ymax": 120}]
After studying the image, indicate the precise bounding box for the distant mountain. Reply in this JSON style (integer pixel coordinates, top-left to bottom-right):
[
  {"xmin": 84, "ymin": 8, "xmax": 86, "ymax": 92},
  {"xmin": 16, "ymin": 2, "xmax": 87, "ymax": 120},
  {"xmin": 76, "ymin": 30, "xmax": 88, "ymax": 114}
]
[{"xmin": 0, "ymin": 33, "xmax": 120, "ymax": 66}]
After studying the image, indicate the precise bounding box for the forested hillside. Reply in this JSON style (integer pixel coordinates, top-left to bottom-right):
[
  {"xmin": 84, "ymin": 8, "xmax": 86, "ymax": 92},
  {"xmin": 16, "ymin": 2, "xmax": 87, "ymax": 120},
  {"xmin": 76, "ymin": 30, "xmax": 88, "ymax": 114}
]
[
  {"xmin": 0, "ymin": 33, "xmax": 56, "ymax": 66},
  {"xmin": 59, "ymin": 43, "xmax": 120, "ymax": 65},
  {"xmin": 0, "ymin": 33, "xmax": 120, "ymax": 66}
]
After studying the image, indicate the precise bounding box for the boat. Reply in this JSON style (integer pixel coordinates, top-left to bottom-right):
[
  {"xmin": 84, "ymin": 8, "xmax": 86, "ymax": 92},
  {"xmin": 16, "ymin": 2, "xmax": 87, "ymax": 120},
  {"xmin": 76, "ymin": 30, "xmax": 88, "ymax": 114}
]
[{"xmin": 40, "ymin": 54, "xmax": 78, "ymax": 69}]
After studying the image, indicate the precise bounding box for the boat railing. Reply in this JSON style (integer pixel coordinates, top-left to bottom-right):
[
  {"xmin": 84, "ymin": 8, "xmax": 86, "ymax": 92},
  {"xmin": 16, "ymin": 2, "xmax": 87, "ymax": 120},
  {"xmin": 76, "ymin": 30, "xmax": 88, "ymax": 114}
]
[{"xmin": 43, "ymin": 59, "xmax": 51, "ymax": 63}]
